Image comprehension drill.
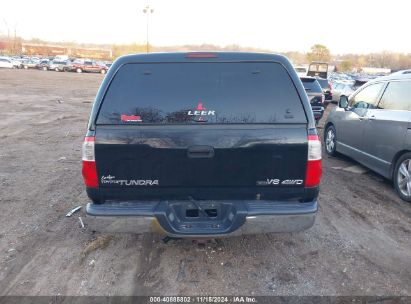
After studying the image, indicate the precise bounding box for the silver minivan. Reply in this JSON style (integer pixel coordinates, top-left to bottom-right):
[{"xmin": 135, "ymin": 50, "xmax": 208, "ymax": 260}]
[{"xmin": 325, "ymin": 73, "xmax": 411, "ymax": 202}]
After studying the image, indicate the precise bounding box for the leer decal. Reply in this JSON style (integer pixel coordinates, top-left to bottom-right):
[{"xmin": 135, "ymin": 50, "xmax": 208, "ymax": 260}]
[{"xmin": 187, "ymin": 102, "xmax": 216, "ymax": 116}]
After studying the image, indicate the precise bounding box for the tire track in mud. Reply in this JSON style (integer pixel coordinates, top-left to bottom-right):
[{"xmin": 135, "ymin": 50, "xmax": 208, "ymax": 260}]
[{"xmin": 134, "ymin": 234, "xmax": 166, "ymax": 295}]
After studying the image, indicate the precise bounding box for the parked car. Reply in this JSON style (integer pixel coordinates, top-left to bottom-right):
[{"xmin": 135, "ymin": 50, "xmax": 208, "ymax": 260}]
[
  {"xmin": 295, "ymin": 66, "xmax": 307, "ymax": 77},
  {"xmin": 391, "ymin": 69, "xmax": 411, "ymax": 76},
  {"xmin": 10, "ymin": 58, "xmax": 24, "ymax": 69},
  {"xmin": 307, "ymin": 62, "xmax": 328, "ymax": 79},
  {"xmin": 83, "ymin": 52, "xmax": 322, "ymax": 237},
  {"xmin": 325, "ymin": 73, "xmax": 411, "ymax": 202},
  {"xmin": 23, "ymin": 59, "xmax": 40, "ymax": 69},
  {"xmin": 0, "ymin": 57, "xmax": 14, "ymax": 69},
  {"xmin": 72, "ymin": 59, "xmax": 108, "ymax": 74},
  {"xmin": 49, "ymin": 60, "xmax": 72, "ymax": 72},
  {"xmin": 316, "ymin": 77, "xmax": 333, "ymax": 102},
  {"xmin": 36, "ymin": 59, "xmax": 51, "ymax": 71},
  {"xmin": 352, "ymin": 78, "xmax": 369, "ymax": 90},
  {"xmin": 332, "ymin": 82, "xmax": 355, "ymax": 103},
  {"xmin": 300, "ymin": 76, "xmax": 325, "ymax": 123}
]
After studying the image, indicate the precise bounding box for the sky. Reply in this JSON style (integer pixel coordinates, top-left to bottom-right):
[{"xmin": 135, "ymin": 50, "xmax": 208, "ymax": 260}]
[{"xmin": 1, "ymin": 0, "xmax": 411, "ymax": 54}]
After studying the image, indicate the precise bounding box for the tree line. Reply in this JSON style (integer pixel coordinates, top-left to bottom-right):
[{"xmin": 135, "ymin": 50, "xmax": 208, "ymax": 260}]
[
  {"xmin": 287, "ymin": 44, "xmax": 411, "ymax": 72},
  {"xmin": 132, "ymin": 43, "xmax": 411, "ymax": 72},
  {"xmin": 1, "ymin": 36, "xmax": 410, "ymax": 72}
]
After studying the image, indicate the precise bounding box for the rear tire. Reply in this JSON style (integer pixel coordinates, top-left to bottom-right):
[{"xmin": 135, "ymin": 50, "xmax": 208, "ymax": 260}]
[
  {"xmin": 324, "ymin": 124, "xmax": 337, "ymax": 156},
  {"xmin": 393, "ymin": 152, "xmax": 411, "ymax": 202}
]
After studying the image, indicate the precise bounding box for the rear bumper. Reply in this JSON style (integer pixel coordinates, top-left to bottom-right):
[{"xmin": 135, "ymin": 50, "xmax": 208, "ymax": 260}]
[
  {"xmin": 85, "ymin": 200, "xmax": 317, "ymax": 237},
  {"xmin": 325, "ymin": 92, "xmax": 332, "ymax": 101},
  {"xmin": 311, "ymin": 105, "xmax": 325, "ymax": 120}
]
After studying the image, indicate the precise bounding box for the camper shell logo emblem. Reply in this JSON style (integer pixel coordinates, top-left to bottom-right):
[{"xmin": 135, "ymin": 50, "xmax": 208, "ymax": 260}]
[{"xmin": 187, "ymin": 102, "xmax": 216, "ymax": 117}]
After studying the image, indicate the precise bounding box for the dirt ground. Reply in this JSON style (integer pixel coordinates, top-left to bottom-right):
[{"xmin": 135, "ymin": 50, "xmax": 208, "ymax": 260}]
[{"xmin": 0, "ymin": 69, "xmax": 410, "ymax": 296}]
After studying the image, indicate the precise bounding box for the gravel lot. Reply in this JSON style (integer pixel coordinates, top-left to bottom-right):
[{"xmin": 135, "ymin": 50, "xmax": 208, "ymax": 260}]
[{"xmin": 0, "ymin": 69, "xmax": 410, "ymax": 296}]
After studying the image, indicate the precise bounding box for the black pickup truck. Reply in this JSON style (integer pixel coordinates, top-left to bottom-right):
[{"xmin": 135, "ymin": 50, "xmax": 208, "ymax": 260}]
[{"xmin": 83, "ymin": 52, "xmax": 322, "ymax": 237}]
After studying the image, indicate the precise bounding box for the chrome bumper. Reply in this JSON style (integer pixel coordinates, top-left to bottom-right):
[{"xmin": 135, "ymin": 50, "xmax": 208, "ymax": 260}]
[
  {"xmin": 85, "ymin": 213, "xmax": 316, "ymax": 237},
  {"xmin": 85, "ymin": 200, "xmax": 317, "ymax": 237}
]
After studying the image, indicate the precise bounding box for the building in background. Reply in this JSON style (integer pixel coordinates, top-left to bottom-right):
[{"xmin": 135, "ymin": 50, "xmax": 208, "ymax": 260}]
[
  {"xmin": 21, "ymin": 43, "xmax": 112, "ymax": 59},
  {"xmin": 0, "ymin": 41, "xmax": 7, "ymax": 54},
  {"xmin": 0, "ymin": 37, "xmax": 112, "ymax": 60},
  {"xmin": 22, "ymin": 43, "xmax": 67, "ymax": 56}
]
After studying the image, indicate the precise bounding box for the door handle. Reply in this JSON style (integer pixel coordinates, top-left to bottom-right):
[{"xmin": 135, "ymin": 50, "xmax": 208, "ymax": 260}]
[
  {"xmin": 358, "ymin": 116, "xmax": 367, "ymax": 120},
  {"xmin": 368, "ymin": 115, "xmax": 377, "ymax": 120},
  {"xmin": 187, "ymin": 145, "xmax": 215, "ymax": 158}
]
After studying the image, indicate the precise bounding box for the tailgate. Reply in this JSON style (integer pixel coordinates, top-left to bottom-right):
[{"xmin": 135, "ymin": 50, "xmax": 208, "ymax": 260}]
[{"xmin": 95, "ymin": 125, "xmax": 308, "ymax": 200}]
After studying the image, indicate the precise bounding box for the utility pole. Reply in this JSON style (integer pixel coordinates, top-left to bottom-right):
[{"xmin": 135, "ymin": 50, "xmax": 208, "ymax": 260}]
[
  {"xmin": 3, "ymin": 18, "xmax": 10, "ymax": 54},
  {"xmin": 143, "ymin": 5, "xmax": 154, "ymax": 53},
  {"xmin": 12, "ymin": 22, "xmax": 18, "ymax": 55}
]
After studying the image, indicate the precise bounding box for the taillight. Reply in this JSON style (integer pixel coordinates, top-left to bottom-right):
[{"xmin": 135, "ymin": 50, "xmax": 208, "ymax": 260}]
[
  {"xmin": 82, "ymin": 136, "xmax": 98, "ymax": 188},
  {"xmin": 305, "ymin": 133, "xmax": 322, "ymax": 187}
]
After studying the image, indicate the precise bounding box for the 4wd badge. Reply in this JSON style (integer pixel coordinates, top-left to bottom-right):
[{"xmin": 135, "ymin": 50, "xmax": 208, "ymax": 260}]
[{"xmin": 257, "ymin": 179, "xmax": 304, "ymax": 186}]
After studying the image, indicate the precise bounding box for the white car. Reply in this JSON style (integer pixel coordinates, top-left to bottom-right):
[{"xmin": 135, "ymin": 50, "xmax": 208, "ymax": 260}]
[
  {"xmin": 10, "ymin": 57, "xmax": 23, "ymax": 69},
  {"xmin": 390, "ymin": 69, "xmax": 411, "ymax": 76},
  {"xmin": 331, "ymin": 82, "xmax": 355, "ymax": 103},
  {"xmin": 295, "ymin": 66, "xmax": 307, "ymax": 77},
  {"xmin": 0, "ymin": 57, "xmax": 14, "ymax": 69}
]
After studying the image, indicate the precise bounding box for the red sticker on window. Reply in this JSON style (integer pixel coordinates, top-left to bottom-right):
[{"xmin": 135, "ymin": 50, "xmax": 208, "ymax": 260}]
[{"xmin": 121, "ymin": 114, "xmax": 142, "ymax": 122}]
